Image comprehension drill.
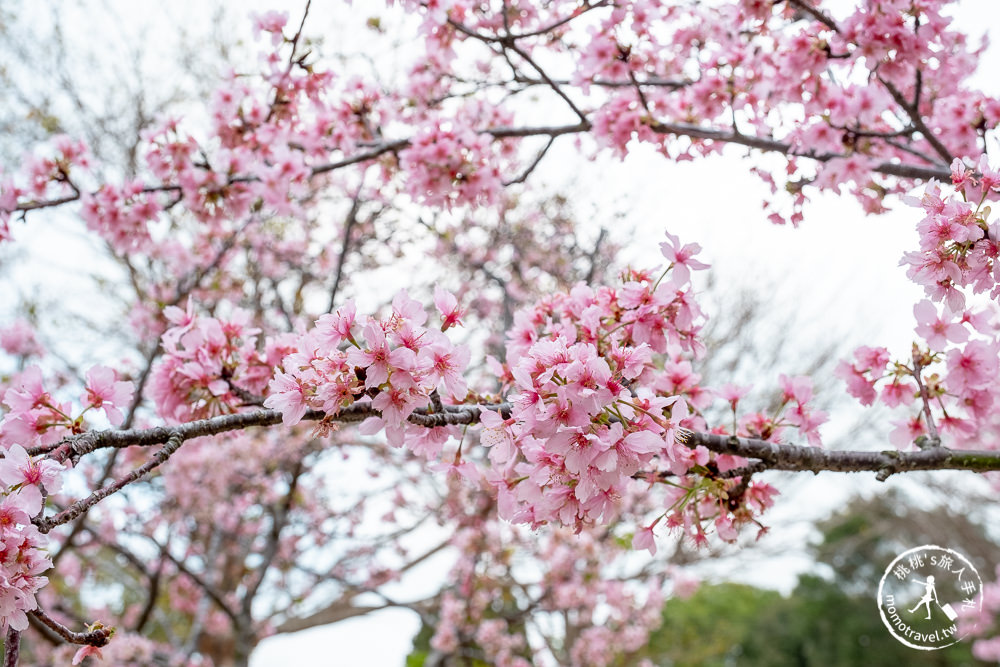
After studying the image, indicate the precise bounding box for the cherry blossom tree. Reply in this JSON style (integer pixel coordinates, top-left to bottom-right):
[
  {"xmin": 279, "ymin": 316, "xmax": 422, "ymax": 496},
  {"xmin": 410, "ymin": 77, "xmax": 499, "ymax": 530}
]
[{"xmin": 0, "ymin": 1, "xmax": 999, "ymax": 665}]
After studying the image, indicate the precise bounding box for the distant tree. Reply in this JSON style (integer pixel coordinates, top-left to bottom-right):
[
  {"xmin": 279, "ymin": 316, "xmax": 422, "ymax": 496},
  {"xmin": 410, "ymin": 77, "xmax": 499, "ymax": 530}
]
[{"xmin": 641, "ymin": 491, "xmax": 999, "ymax": 666}]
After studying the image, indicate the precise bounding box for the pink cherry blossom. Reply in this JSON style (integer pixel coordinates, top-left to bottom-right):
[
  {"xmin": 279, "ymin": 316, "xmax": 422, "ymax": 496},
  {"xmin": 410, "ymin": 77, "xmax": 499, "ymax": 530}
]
[
  {"xmin": 0, "ymin": 444, "xmax": 65, "ymax": 515},
  {"xmin": 914, "ymin": 299, "xmax": 968, "ymax": 352},
  {"xmin": 659, "ymin": 230, "xmax": 709, "ymax": 283},
  {"xmin": 83, "ymin": 365, "xmax": 135, "ymax": 426}
]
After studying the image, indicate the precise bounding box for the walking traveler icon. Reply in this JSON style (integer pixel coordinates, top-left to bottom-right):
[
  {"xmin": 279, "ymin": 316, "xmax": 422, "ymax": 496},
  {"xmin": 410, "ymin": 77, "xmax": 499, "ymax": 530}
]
[{"xmin": 908, "ymin": 576, "xmax": 939, "ymax": 620}]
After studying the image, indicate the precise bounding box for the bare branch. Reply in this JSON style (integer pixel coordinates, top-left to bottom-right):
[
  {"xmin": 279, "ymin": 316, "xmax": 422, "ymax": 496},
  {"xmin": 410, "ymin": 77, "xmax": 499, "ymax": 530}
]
[
  {"xmin": 328, "ymin": 186, "xmax": 364, "ymax": 312},
  {"xmin": 647, "ymin": 118, "xmax": 951, "ymax": 180},
  {"xmin": 682, "ymin": 430, "xmax": 1000, "ymax": 480},
  {"xmin": 911, "ymin": 351, "xmax": 941, "ymax": 447},
  {"xmin": 787, "ymin": 0, "xmax": 840, "ymax": 32},
  {"xmin": 503, "ymin": 136, "xmax": 556, "ymax": 186},
  {"xmin": 37, "ymin": 433, "xmax": 186, "ymax": 533},
  {"xmin": 29, "ymin": 608, "xmax": 112, "ymax": 648},
  {"xmin": 878, "ymin": 75, "xmax": 953, "ymax": 165},
  {"xmin": 242, "ymin": 459, "xmax": 303, "ymax": 612},
  {"xmin": 34, "ymin": 404, "xmax": 1000, "ymax": 487}
]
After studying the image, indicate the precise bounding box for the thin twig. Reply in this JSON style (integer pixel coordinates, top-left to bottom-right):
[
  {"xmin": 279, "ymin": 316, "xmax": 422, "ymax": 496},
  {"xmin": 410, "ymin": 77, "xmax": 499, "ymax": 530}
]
[
  {"xmin": 29, "ymin": 608, "xmax": 113, "ymax": 647},
  {"xmin": 878, "ymin": 75, "xmax": 953, "ymax": 165},
  {"xmin": 787, "ymin": 0, "xmax": 840, "ymax": 32},
  {"xmin": 911, "ymin": 351, "xmax": 941, "ymax": 447},
  {"xmin": 37, "ymin": 433, "xmax": 186, "ymax": 533},
  {"xmin": 328, "ymin": 187, "xmax": 364, "ymax": 312}
]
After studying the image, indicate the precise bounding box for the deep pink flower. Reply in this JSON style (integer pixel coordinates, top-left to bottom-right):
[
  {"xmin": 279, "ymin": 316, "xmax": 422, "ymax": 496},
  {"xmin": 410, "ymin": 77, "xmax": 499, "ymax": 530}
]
[{"xmin": 434, "ymin": 287, "xmax": 465, "ymax": 331}]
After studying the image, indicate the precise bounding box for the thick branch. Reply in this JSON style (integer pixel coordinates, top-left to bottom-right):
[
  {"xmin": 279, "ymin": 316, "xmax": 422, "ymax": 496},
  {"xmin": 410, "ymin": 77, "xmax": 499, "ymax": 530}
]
[
  {"xmin": 684, "ymin": 431, "xmax": 1000, "ymax": 480},
  {"xmin": 37, "ymin": 433, "xmax": 186, "ymax": 533},
  {"xmin": 12, "ymin": 114, "xmax": 952, "ymax": 219},
  {"xmin": 241, "ymin": 459, "xmax": 303, "ymax": 614},
  {"xmin": 275, "ymin": 601, "xmax": 391, "ymax": 632},
  {"xmin": 41, "ymin": 404, "xmax": 1000, "ymax": 482},
  {"xmin": 647, "ymin": 119, "xmax": 950, "ymax": 180},
  {"xmin": 161, "ymin": 546, "xmax": 242, "ymax": 628},
  {"xmin": 3, "ymin": 628, "xmax": 18, "ymax": 667}
]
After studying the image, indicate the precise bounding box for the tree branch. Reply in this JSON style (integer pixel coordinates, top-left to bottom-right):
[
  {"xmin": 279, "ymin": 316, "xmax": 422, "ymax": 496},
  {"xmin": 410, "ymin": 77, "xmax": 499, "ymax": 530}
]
[
  {"xmin": 878, "ymin": 75, "xmax": 953, "ymax": 165},
  {"xmin": 3, "ymin": 628, "xmax": 18, "ymax": 667},
  {"xmin": 37, "ymin": 404, "xmax": 1000, "ymax": 484},
  {"xmin": 647, "ymin": 118, "xmax": 951, "ymax": 180},
  {"xmin": 683, "ymin": 430, "xmax": 1000, "ymax": 480},
  {"xmin": 786, "ymin": 0, "xmax": 840, "ymax": 32},
  {"xmin": 37, "ymin": 432, "xmax": 186, "ymax": 533},
  {"xmin": 328, "ymin": 186, "xmax": 364, "ymax": 313},
  {"xmin": 29, "ymin": 608, "xmax": 112, "ymax": 647}
]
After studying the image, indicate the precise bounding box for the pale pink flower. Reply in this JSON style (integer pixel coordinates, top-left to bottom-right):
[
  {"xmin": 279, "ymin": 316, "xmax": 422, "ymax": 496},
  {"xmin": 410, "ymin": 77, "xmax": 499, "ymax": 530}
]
[
  {"xmin": 945, "ymin": 340, "xmax": 998, "ymax": 393},
  {"xmin": 73, "ymin": 646, "xmax": 103, "ymax": 665},
  {"xmin": 315, "ymin": 300, "xmax": 357, "ymax": 349},
  {"xmin": 659, "ymin": 230, "xmax": 709, "ymax": 283},
  {"xmin": 263, "ymin": 371, "xmax": 309, "ymax": 425},
  {"xmin": 632, "ymin": 524, "xmax": 657, "ymax": 556},
  {"xmin": 914, "ymin": 299, "xmax": 967, "ymax": 352},
  {"xmin": 84, "ymin": 365, "xmax": 135, "ymax": 426},
  {"xmin": 717, "ymin": 383, "xmax": 751, "ymax": 411},
  {"xmin": 778, "ymin": 374, "xmax": 813, "ymax": 404},
  {"xmin": 0, "ymin": 444, "xmax": 64, "ymax": 515}
]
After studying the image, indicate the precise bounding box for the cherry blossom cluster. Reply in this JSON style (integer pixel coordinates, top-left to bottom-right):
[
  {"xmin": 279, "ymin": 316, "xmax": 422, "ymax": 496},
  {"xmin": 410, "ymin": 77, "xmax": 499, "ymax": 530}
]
[
  {"xmin": 0, "ymin": 445, "xmax": 63, "ymax": 634},
  {"xmin": 835, "ymin": 312, "xmax": 1000, "ymax": 450},
  {"xmin": 0, "ymin": 364, "xmax": 132, "ymax": 636},
  {"xmin": 150, "ymin": 304, "xmax": 278, "ymax": 422},
  {"xmin": 2, "ymin": 0, "xmax": 1000, "ymax": 662},
  {"xmin": 645, "ymin": 376, "xmax": 821, "ymax": 546},
  {"xmin": 478, "ymin": 232, "xmax": 771, "ymax": 546},
  {"xmin": 716, "ymin": 375, "xmax": 827, "ymax": 448},
  {"xmin": 475, "ymin": 232, "xmax": 828, "ymax": 548},
  {"xmin": 639, "ymin": 379, "xmax": 826, "ymax": 549},
  {"xmin": 901, "ymin": 157, "xmax": 1000, "ymax": 309},
  {"xmin": 479, "ymin": 234, "xmax": 708, "ymax": 531},
  {"xmin": 0, "ymin": 136, "xmax": 90, "ymax": 241},
  {"xmin": 389, "ymin": 0, "xmax": 1000, "ymax": 224},
  {"xmin": 837, "ymin": 159, "xmax": 1000, "ymax": 453},
  {"xmin": 80, "ymin": 180, "xmax": 162, "ymax": 254},
  {"xmin": 398, "ymin": 101, "xmax": 515, "ymax": 209},
  {"xmin": 264, "ymin": 289, "xmax": 470, "ymax": 453},
  {"xmin": 425, "ymin": 473, "xmax": 670, "ymax": 667},
  {"xmin": 1, "ymin": 366, "xmax": 133, "ymax": 447},
  {"xmin": 0, "ymin": 320, "xmax": 44, "ymax": 359}
]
